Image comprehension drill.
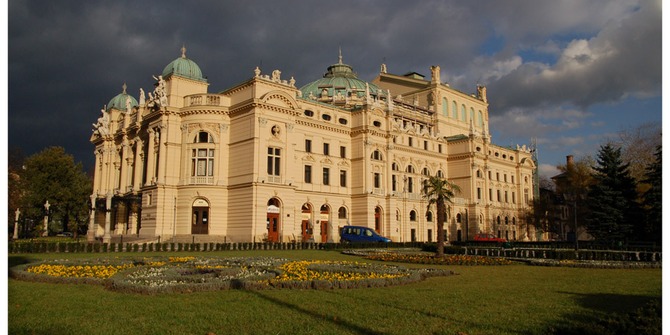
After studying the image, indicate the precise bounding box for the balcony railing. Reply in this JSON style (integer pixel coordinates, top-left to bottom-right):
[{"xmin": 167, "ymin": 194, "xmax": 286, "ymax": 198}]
[
  {"xmin": 187, "ymin": 94, "xmax": 221, "ymax": 107},
  {"xmin": 190, "ymin": 176, "xmax": 214, "ymax": 185}
]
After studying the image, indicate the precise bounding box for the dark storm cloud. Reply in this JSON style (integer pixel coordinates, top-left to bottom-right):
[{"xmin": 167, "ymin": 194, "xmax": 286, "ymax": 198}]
[
  {"xmin": 484, "ymin": 0, "xmax": 661, "ymax": 112},
  {"xmin": 8, "ymin": 0, "xmax": 661, "ymax": 172}
]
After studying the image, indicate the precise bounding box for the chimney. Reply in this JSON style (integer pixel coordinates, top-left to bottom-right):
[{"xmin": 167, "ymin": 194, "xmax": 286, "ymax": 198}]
[{"xmin": 566, "ymin": 155, "xmax": 574, "ymax": 167}]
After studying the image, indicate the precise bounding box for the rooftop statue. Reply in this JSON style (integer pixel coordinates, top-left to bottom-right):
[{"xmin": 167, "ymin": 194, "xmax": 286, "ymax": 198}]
[{"xmin": 93, "ymin": 105, "xmax": 110, "ymax": 136}]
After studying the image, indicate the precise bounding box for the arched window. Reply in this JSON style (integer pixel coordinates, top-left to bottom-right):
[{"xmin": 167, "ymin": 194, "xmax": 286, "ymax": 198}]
[
  {"xmin": 409, "ymin": 210, "xmax": 417, "ymax": 221},
  {"xmin": 452, "ymin": 101, "xmax": 458, "ymax": 119},
  {"xmin": 422, "ymin": 167, "xmax": 430, "ymax": 176},
  {"xmin": 436, "ymin": 170, "xmax": 444, "ymax": 178},
  {"xmin": 461, "ymin": 104, "xmax": 466, "ymax": 121},
  {"xmin": 442, "ymin": 98, "xmax": 448, "ymax": 116},
  {"xmin": 505, "ymin": 216, "xmax": 509, "ymax": 225},
  {"xmin": 426, "ymin": 211, "xmax": 433, "ymax": 222},
  {"xmin": 456, "ymin": 213, "xmax": 462, "ymax": 223},
  {"xmin": 392, "ymin": 163, "xmax": 399, "ymax": 171},
  {"xmin": 338, "ymin": 207, "xmax": 347, "ymax": 219},
  {"xmin": 371, "ymin": 150, "xmax": 383, "ymax": 161},
  {"xmin": 194, "ymin": 131, "xmax": 213, "ymax": 143},
  {"xmin": 478, "ymin": 110, "xmax": 484, "ymax": 128},
  {"xmin": 470, "ymin": 107, "xmax": 475, "ymax": 123}
]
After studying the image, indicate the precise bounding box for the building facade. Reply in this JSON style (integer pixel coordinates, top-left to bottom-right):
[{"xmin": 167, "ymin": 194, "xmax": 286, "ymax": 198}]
[{"xmin": 89, "ymin": 48, "xmax": 540, "ymax": 243}]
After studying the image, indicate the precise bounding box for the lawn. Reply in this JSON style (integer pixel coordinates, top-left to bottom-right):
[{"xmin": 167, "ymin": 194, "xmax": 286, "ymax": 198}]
[{"xmin": 8, "ymin": 250, "xmax": 662, "ymax": 335}]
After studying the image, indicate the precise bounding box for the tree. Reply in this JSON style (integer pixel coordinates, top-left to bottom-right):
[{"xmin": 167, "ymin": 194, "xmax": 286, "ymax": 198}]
[
  {"xmin": 18, "ymin": 147, "xmax": 92, "ymax": 237},
  {"xmin": 585, "ymin": 144, "xmax": 640, "ymax": 243},
  {"xmin": 423, "ymin": 176, "xmax": 460, "ymax": 257},
  {"xmin": 552, "ymin": 155, "xmax": 594, "ymax": 239},
  {"xmin": 611, "ymin": 122, "xmax": 662, "ymax": 183},
  {"xmin": 640, "ymin": 145, "xmax": 661, "ymax": 243}
]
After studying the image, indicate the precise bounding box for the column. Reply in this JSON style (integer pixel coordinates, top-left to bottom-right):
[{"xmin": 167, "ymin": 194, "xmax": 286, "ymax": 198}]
[
  {"xmin": 145, "ymin": 129, "xmax": 155, "ymax": 186},
  {"xmin": 87, "ymin": 193, "xmax": 97, "ymax": 242},
  {"xmin": 133, "ymin": 139, "xmax": 144, "ymax": 191},
  {"xmin": 103, "ymin": 193, "xmax": 113, "ymax": 243}
]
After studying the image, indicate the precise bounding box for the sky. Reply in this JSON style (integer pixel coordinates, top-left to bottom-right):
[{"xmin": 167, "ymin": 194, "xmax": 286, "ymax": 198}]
[{"xmin": 6, "ymin": 0, "xmax": 663, "ymax": 179}]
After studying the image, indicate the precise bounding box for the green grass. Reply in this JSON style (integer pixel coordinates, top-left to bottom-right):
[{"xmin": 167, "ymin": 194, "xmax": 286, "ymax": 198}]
[{"xmin": 8, "ymin": 250, "xmax": 662, "ymax": 335}]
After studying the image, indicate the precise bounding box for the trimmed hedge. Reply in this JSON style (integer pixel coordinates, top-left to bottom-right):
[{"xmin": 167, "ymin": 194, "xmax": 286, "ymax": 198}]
[{"xmin": 7, "ymin": 241, "xmax": 662, "ymax": 263}]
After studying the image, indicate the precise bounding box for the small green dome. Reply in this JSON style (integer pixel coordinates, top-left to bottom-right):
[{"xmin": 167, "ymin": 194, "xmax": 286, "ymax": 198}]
[
  {"xmin": 162, "ymin": 46, "xmax": 206, "ymax": 82},
  {"xmin": 107, "ymin": 83, "xmax": 138, "ymax": 112},
  {"xmin": 300, "ymin": 53, "xmax": 380, "ymax": 103}
]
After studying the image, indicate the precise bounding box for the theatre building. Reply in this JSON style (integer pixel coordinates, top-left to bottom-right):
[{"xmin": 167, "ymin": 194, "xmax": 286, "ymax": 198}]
[{"xmin": 89, "ymin": 48, "xmax": 540, "ymax": 244}]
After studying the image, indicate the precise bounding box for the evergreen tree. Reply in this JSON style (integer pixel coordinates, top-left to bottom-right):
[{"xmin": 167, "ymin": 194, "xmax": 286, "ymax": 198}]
[
  {"xmin": 640, "ymin": 145, "xmax": 661, "ymax": 243},
  {"xmin": 585, "ymin": 144, "xmax": 639, "ymax": 243}
]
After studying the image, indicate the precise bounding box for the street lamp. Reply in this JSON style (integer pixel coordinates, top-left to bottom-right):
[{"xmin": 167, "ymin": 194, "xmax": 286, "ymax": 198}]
[{"xmin": 42, "ymin": 200, "xmax": 50, "ymax": 237}]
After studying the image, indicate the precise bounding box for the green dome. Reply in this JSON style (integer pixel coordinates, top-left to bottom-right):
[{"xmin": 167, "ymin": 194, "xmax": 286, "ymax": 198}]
[
  {"xmin": 107, "ymin": 84, "xmax": 138, "ymax": 112},
  {"xmin": 162, "ymin": 46, "xmax": 206, "ymax": 82},
  {"xmin": 300, "ymin": 53, "xmax": 380, "ymax": 103}
]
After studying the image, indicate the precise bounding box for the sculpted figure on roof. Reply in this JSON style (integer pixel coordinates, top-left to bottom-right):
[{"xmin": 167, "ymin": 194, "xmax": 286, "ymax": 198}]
[{"xmin": 93, "ymin": 106, "xmax": 110, "ymax": 137}]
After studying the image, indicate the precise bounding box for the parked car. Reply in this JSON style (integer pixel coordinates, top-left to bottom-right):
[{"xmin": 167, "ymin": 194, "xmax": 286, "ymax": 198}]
[
  {"xmin": 472, "ymin": 233, "xmax": 506, "ymax": 243},
  {"xmin": 340, "ymin": 226, "xmax": 391, "ymax": 243}
]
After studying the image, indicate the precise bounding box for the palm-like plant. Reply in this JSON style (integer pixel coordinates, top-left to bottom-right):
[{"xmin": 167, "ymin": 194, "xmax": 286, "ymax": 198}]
[{"xmin": 423, "ymin": 176, "xmax": 461, "ymax": 257}]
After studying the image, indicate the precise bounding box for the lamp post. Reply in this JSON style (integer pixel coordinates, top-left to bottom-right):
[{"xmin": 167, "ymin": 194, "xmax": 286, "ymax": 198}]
[
  {"xmin": 13, "ymin": 208, "xmax": 20, "ymax": 240},
  {"xmin": 42, "ymin": 200, "xmax": 50, "ymax": 237}
]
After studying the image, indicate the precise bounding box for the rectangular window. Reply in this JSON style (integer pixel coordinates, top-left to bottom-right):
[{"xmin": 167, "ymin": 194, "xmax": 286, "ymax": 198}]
[
  {"xmin": 323, "ymin": 167, "xmax": 330, "ymax": 185},
  {"xmin": 323, "ymin": 143, "xmax": 330, "ymax": 156},
  {"xmin": 340, "ymin": 146, "xmax": 346, "ymax": 158},
  {"xmin": 192, "ymin": 148, "xmax": 214, "ymax": 177},
  {"xmin": 408, "ymin": 137, "xmax": 413, "ymax": 147},
  {"xmin": 424, "ymin": 141, "xmax": 428, "ymax": 150},
  {"xmin": 267, "ymin": 147, "xmax": 281, "ymax": 176},
  {"xmin": 374, "ymin": 173, "xmax": 381, "ymax": 188},
  {"xmin": 438, "ymin": 144, "xmax": 442, "ymax": 153},
  {"xmin": 392, "ymin": 175, "xmax": 397, "ymax": 192},
  {"xmin": 512, "ymin": 192, "xmax": 516, "ymax": 204},
  {"xmin": 477, "ymin": 187, "xmax": 481, "ymax": 200},
  {"xmin": 340, "ymin": 170, "xmax": 347, "ymax": 187},
  {"xmin": 505, "ymin": 191, "xmax": 508, "ymax": 203},
  {"xmin": 497, "ymin": 190, "xmax": 501, "ymax": 202},
  {"xmin": 524, "ymin": 189, "xmax": 529, "ymax": 204},
  {"xmin": 408, "ymin": 177, "xmax": 413, "ymax": 193},
  {"xmin": 304, "ymin": 165, "xmax": 312, "ymax": 183},
  {"xmin": 489, "ymin": 188, "xmax": 493, "ymax": 201},
  {"xmin": 305, "ymin": 139, "xmax": 312, "ymax": 153}
]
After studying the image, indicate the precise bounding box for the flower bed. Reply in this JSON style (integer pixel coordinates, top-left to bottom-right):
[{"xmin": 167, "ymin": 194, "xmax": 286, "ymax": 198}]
[
  {"xmin": 10, "ymin": 256, "xmax": 454, "ymax": 294},
  {"xmin": 344, "ymin": 249, "xmax": 516, "ymax": 266}
]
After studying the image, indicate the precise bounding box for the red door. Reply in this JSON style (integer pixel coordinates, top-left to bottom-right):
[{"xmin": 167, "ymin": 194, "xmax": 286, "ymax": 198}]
[
  {"xmin": 267, "ymin": 213, "xmax": 280, "ymax": 242},
  {"xmin": 301, "ymin": 220, "xmax": 312, "ymax": 242},
  {"xmin": 192, "ymin": 208, "xmax": 209, "ymax": 234},
  {"xmin": 320, "ymin": 221, "xmax": 328, "ymax": 242}
]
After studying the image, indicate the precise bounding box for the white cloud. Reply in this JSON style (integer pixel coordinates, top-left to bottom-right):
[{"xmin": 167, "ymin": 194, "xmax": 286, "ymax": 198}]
[{"xmin": 538, "ymin": 163, "xmax": 561, "ymax": 179}]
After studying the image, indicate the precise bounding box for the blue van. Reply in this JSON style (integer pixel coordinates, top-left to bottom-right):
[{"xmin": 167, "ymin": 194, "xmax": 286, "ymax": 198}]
[{"xmin": 340, "ymin": 226, "xmax": 391, "ymax": 243}]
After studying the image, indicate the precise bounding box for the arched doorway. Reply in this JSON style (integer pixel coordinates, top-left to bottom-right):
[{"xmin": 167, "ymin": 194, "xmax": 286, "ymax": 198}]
[
  {"xmin": 319, "ymin": 204, "xmax": 330, "ymax": 243},
  {"xmin": 374, "ymin": 206, "xmax": 382, "ymax": 233},
  {"xmin": 267, "ymin": 198, "xmax": 281, "ymax": 242},
  {"xmin": 192, "ymin": 198, "xmax": 209, "ymax": 234},
  {"xmin": 301, "ymin": 203, "xmax": 313, "ymax": 242}
]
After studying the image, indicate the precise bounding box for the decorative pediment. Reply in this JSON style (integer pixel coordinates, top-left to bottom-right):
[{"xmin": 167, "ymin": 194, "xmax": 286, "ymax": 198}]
[
  {"xmin": 337, "ymin": 160, "xmax": 350, "ymax": 168},
  {"xmin": 260, "ymin": 90, "xmax": 298, "ymax": 110},
  {"xmin": 321, "ymin": 157, "xmax": 333, "ymax": 165},
  {"xmin": 302, "ymin": 154, "xmax": 316, "ymax": 162}
]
